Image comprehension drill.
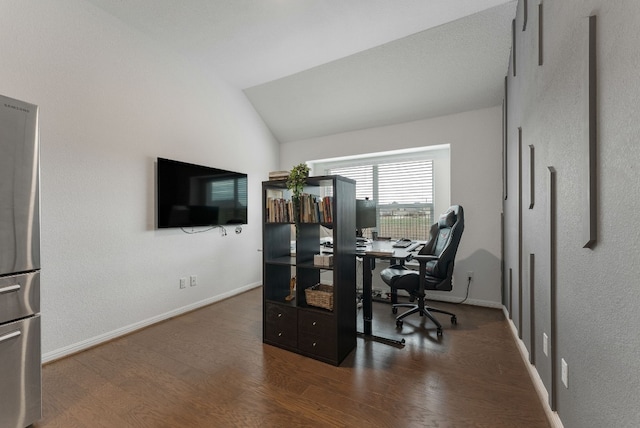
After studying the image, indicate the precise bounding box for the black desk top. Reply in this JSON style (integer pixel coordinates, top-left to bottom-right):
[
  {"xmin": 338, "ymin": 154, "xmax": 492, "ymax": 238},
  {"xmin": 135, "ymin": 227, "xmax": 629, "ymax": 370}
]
[
  {"xmin": 357, "ymin": 240, "xmax": 421, "ymax": 259},
  {"xmin": 320, "ymin": 240, "xmax": 423, "ymax": 259}
]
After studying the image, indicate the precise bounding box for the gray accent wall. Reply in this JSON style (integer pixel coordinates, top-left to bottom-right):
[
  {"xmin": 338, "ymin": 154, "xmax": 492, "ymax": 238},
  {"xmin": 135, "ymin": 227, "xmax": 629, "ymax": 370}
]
[{"xmin": 504, "ymin": 1, "xmax": 640, "ymax": 426}]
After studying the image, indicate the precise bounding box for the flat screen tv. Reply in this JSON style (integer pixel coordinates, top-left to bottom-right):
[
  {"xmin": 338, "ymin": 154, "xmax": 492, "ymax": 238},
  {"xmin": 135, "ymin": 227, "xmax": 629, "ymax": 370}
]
[{"xmin": 156, "ymin": 157, "xmax": 248, "ymax": 228}]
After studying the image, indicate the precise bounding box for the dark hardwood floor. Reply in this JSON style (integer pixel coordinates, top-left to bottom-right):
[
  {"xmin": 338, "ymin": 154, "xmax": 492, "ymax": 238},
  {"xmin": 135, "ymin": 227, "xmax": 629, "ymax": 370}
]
[{"xmin": 34, "ymin": 287, "xmax": 550, "ymax": 427}]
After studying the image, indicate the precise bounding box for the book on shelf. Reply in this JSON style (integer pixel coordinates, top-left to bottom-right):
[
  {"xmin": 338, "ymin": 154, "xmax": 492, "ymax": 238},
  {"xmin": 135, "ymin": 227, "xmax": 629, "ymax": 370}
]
[
  {"xmin": 265, "ymin": 193, "xmax": 333, "ymax": 224},
  {"xmin": 265, "ymin": 197, "xmax": 293, "ymax": 223},
  {"xmin": 299, "ymin": 194, "xmax": 333, "ymax": 224},
  {"xmin": 268, "ymin": 171, "xmax": 289, "ymax": 180}
]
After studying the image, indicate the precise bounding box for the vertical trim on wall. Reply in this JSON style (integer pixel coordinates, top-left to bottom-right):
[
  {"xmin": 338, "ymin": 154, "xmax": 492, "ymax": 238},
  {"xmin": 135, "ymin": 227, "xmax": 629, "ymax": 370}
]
[
  {"xmin": 522, "ymin": 0, "xmax": 528, "ymax": 31},
  {"xmin": 538, "ymin": 2, "xmax": 544, "ymax": 66},
  {"xmin": 501, "ymin": 213, "xmax": 506, "ymax": 307},
  {"xmin": 517, "ymin": 127, "xmax": 523, "ymax": 338},
  {"xmin": 510, "ymin": 268, "xmax": 514, "ymax": 317},
  {"xmin": 584, "ymin": 15, "xmax": 598, "ymax": 249},
  {"xmin": 504, "ymin": 77, "xmax": 509, "ymax": 200},
  {"xmin": 502, "ymin": 99, "xmax": 506, "ymax": 200},
  {"xmin": 529, "ymin": 253, "xmax": 536, "ymax": 365},
  {"xmin": 548, "ymin": 166, "xmax": 558, "ymax": 411},
  {"xmin": 518, "ymin": 263, "xmax": 523, "ymax": 340},
  {"xmin": 512, "ymin": 19, "xmax": 517, "ymax": 76},
  {"xmin": 529, "ymin": 144, "xmax": 535, "ymax": 209}
]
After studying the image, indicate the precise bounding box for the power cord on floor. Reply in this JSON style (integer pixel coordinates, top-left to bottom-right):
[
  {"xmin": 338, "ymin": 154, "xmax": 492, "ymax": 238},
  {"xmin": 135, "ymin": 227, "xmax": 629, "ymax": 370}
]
[
  {"xmin": 447, "ymin": 276, "xmax": 471, "ymax": 305},
  {"xmin": 420, "ymin": 276, "xmax": 472, "ymax": 305}
]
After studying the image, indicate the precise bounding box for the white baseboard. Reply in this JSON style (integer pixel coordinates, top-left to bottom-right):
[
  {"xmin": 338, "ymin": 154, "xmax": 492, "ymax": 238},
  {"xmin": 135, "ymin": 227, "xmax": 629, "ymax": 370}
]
[
  {"xmin": 424, "ymin": 292, "xmax": 503, "ymax": 309},
  {"xmin": 42, "ymin": 282, "xmax": 262, "ymax": 364},
  {"xmin": 502, "ymin": 307, "xmax": 564, "ymax": 428}
]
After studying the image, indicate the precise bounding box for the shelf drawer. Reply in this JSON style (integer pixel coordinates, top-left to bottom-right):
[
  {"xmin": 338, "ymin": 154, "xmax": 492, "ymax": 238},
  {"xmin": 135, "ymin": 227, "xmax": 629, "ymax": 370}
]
[
  {"xmin": 298, "ymin": 311, "xmax": 336, "ymax": 360},
  {"xmin": 264, "ymin": 303, "xmax": 297, "ymax": 348},
  {"xmin": 298, "ymin": 310, "xmax": 335, "ymax": 336},
  {"xmin": 298, "ymin": 334, "xmax": 336, "ymax": 360}
]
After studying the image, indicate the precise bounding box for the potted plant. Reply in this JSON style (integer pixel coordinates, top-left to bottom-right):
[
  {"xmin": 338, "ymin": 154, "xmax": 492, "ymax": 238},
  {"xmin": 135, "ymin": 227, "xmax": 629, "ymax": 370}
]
[{"xmin": 286, "ymin": 163, "xmax": 310, "ymax": 233}]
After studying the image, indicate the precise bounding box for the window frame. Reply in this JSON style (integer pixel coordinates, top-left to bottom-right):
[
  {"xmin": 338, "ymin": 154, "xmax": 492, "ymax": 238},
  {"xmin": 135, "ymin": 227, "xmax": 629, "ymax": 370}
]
[{"xmin": 310, "ymin": 146, "xmax": 449, "ymax": 240}]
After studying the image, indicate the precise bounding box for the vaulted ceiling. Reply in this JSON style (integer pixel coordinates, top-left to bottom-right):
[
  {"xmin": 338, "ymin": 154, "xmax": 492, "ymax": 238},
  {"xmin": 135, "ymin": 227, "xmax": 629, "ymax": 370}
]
[{"xmin": 86, "ymin": 0, "xmax": 516, "ymax": 143}]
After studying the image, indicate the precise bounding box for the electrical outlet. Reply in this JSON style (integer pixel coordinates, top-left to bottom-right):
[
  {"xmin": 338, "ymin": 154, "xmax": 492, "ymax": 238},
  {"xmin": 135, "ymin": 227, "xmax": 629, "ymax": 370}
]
[
  {"xmin": 561, "ymin": 358, "xmax": 569, "ymax": 388},
  {"xmin": 467, "ymin": 271, "xmax": 474, "ymax": 281},
  {"xmin": 179, "ymin": 277, "xmax": 186, "ymax": 289},
  {"xmin": 190, "ymin": 275, "xmax": 197, "ymax": 287},
  {"xmin": 543, "ymin": 333, "xmax": 548, "ymax": 356}
]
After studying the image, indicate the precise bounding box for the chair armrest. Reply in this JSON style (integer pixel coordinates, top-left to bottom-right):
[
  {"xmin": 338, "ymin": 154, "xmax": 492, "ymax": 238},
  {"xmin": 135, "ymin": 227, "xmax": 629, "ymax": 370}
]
[
  {"xmin": 413, "ymin": 254, "xmax": 438, "ymax": 296},
  {"xmin": 413, "ymin": 254, "xmax": 439, "ymax": 264}
]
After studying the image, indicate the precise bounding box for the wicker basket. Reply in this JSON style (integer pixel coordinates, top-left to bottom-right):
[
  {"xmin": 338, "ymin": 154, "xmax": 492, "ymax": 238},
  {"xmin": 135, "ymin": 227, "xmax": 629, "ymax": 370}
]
[{"xmin": 305, "ymin": 283, "xmax": 334, "ymax": 311}]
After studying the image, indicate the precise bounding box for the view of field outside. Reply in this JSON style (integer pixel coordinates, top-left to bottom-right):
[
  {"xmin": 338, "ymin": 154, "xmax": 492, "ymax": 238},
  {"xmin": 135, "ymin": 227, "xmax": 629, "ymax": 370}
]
[{"xmin": 363, "ymin": 205, "xmax": 433, "ymax": 240}]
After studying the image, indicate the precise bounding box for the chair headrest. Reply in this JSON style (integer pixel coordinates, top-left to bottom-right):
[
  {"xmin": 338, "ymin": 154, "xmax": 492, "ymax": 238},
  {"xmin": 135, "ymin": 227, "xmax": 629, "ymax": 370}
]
[{"xmin": 438, "ymin": 209, "xmax": 456, "ymax": 229}]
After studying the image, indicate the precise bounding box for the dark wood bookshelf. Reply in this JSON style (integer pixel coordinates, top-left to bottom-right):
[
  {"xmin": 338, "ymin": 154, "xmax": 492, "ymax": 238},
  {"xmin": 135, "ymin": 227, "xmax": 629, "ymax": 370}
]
[{"xmin": 262, "ymin": 175, "xmax": 356, "ymax": 365}]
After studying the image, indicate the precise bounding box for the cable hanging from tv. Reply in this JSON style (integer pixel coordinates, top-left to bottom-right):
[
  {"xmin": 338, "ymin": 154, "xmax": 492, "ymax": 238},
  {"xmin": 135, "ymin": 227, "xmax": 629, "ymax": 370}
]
[{"xmin": 180, "ymin": 225, "xmax": 227, "ymax": 235}]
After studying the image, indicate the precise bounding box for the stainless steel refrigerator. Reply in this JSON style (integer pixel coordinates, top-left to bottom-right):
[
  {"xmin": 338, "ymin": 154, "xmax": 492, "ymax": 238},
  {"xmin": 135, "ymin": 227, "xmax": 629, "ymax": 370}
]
[{"xmin": 0, "ymin": 94, "xmax": 41, "ymax": 428}]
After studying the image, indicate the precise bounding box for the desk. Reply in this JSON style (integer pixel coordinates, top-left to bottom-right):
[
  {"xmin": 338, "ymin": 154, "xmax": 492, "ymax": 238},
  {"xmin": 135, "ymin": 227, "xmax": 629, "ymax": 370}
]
[{"xmin": 357, "ymin": 240, "xmax": 418, "ymax": 346}]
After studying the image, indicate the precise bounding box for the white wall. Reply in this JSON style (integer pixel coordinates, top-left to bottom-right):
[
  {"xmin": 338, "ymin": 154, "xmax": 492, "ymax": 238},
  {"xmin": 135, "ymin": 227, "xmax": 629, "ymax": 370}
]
[
  {"xmin": 281, "ymin": 106, "xmax": 504, "ymax": 306},
  {"xmin": 0, "ymin": 0, "xmax": 279, "ymax": 360},
  {"xmin": 504, "ymin": 1, "xmax": 640, "ymax": 427}
]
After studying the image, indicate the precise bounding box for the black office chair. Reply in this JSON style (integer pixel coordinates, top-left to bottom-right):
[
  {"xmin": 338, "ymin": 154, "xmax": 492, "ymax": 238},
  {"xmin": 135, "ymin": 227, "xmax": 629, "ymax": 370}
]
[{"xmin": 380, "ymin": 205, "xmax": 464, "ymax": 337}]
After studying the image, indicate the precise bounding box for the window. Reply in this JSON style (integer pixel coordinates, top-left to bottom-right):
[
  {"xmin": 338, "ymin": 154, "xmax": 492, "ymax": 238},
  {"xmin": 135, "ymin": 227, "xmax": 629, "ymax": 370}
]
[{"xmin": 311, "ymin": 147, "xmax": 448, "ymax": 240}]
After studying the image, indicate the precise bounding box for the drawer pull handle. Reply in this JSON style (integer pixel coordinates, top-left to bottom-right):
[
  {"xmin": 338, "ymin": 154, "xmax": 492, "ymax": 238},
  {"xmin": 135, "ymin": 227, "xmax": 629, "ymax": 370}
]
[
  {"xmin": 277, "ymin": 313, "xmax": 282, "ymax": 318},
  {"xmin": 312, "ymin": 342, "xmax": 317, "ymax": 347},
  {"xmin": 278, "ymin": 332, "xmax": 282, "ymax": 337},
  {"xmin": 312, "ymin": 321, "xmax": 317, "ymax": 326},
  {"xmin": 0, "ymin": 284, "xmax": 21, "ymax": 295},
  {"xmin": 0, "ymin": 330, "xmax": 21, "ymax": 344}
]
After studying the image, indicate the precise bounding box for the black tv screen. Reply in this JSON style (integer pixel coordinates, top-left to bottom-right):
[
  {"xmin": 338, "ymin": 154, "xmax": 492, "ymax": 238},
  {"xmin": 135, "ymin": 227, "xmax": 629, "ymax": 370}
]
[{"xmin": 156, "ymin": 157, "xmax": 248, "ymax": 228}]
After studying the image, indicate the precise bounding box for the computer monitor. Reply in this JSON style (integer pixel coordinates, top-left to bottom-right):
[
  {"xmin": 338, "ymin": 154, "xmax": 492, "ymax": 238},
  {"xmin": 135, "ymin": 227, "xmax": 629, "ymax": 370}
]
[{"xmin": 356, "ymin": 199, "xmax": 376, "ymax": 237}]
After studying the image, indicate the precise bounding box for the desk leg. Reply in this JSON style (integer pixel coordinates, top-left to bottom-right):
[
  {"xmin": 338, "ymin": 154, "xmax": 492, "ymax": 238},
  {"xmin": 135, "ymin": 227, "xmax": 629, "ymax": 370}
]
[
  {"xmin": 358, "ymin": 255, "xmax": 405, "ymax": 347},
  {"xmin": 362, "ymin": 256, "xmax": 373, "ymax": 335}
]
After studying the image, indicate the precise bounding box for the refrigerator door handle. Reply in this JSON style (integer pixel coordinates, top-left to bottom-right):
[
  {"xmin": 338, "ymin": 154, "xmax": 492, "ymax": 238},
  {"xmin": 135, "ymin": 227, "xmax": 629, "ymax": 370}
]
[
  {"xmin": 0, "ymin": 284, "xmax": 21, "ymax": 294},
  {"xmin": 0, "ymin": 330, "xmax": 21, "ymax": 344}
]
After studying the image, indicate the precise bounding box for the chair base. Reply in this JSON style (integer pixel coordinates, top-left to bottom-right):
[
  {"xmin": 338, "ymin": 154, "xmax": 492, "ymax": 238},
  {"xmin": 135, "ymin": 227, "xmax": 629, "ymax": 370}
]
[{"xmin": 392, "ymin": 303, "xmax": 457, "ymax": 337}]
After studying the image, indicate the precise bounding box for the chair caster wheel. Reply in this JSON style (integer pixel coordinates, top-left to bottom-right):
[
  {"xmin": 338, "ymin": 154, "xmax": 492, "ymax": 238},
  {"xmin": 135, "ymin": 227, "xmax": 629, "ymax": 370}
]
[
  {"xmin": 437, "ymin": 328, "xmax": 443, "ymax": 337},
  {"xmin": 396, "ymin": 320, "xmax": 403, "ymax": 328},
  {"xmin": 392, "ymin": 307, "xmax": 398, "ymax": 314},
  {"xmin": 451, "ymin": 316, "xmax": 457, "ymax": 325}
]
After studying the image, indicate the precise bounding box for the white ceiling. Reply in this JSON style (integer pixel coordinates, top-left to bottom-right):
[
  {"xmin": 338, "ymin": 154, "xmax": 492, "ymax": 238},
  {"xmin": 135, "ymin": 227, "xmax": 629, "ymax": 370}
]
[{"xmin": 86, "ymin": 0, "xmax": 516, "ymax": 143}]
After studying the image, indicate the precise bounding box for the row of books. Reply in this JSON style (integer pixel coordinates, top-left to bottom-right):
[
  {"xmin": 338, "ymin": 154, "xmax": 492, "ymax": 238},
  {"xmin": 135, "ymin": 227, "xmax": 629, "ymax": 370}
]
[
  {"xmin": 268, "ymin": 170, "xmax": 289, "ymax": 180},
  {"xmin": 265, "ymin": 194, "xmax": 333, "ymax": 224}
]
